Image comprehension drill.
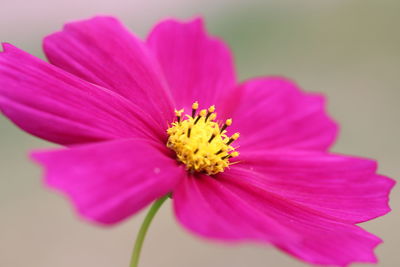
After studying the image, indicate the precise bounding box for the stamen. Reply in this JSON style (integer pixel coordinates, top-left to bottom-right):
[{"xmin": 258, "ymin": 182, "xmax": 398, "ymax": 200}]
[
  {"xmin": 167, "ymin": 102, "xmax": 240, "ymax": 175},
  {"xmin": 209, "ymin": 113, "xmax": 217, "ymax": 121},
  {"xmin": 208, "ymin": 134, "xmax": 216, "ymax": 143},
  {"xmin": 226, "ymin": 133, "xmax": 240, "ymax": 146},
  {"xmin": 191, "ymin": 101, "xmax": 199, "ymax": 118},
  {"xmin": 220, "ymin": 118, "xmax": 232, "ymax": 133},
  {"xmin": 229, "ymin": 151, "xmax": 240, "ymax": 158},
  {"xmin": 205, "ymin": 105, "xmax": 215, "ymax": 121},
  {"xmin": 208, "ymin": 128, "xmax": 219, "ymax": 143},
  {"xmin": 215, "ymin": 148, "xmax": 225, "ymax": 155},
  {"xmin": 194, "ymin": 116, "xmax": 201, "ymax": 125},
  {"xmin": 199, "ymin": 109, "xmax": 207, "ymax": 117},
  {"xmin": 221, "ymin": 152, "xmax": 239, "ymax": 160},
  {"xmin": 175, "ymin": 109, "xmax": 184, "ymax": 123},
  {"xmin": 194, "ymin": 109, "xmax": 206, "ymax": 125}
]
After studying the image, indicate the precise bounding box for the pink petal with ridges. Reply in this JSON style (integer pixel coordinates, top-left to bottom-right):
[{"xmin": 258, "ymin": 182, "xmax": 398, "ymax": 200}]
[
  {"xmin": 219, "ymin": 77, "xmax": 338, "ymax": 151},
  {"xmin": 174, "ymin": 167, "xmax": 386, "ymax": 266},
  {"xmin": 173, "ymin": 173, "xmax": 298, "ymax": 244},
  {"xmin": 0, "ymin": 43, "xmax": 163, "ymax": 145},
  {"xmin": 44, "ymin": 16, "xmax": 175, "ymax": 128},
  {"xmin": 147, "ymin": 18, "xmax": 236, "ymax": 110},
  {"xmin": 32, "ymin": 138, "xmax": 186, "ymax": 225},
  {"xmin": 221, "ymin": 170, "xmax": 382, "ymax": 266},
  {"xmin": 237, "ymin": 150, "xmax": 395, "ymax": 224}
]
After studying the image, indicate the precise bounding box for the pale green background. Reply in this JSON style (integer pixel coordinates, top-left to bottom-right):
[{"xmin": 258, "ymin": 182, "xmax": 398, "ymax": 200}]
[{"xmin": 1, "ymin": 0, "xmax": 399, "ymax": 266}]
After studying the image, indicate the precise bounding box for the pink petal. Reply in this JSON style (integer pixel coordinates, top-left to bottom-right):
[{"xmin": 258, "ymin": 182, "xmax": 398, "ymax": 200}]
[
  {"xmin": 147, "ymin": 17, "xmax": 236, "ymax": 110},
  {"xmin": 32, "ymin": 138, "xmax": 186, "ymax": 225},
  {"xmin": 0, "ymin": 43, "xmax": 164, "ymax": 145},
  {"xmin": 237, "ymin": 150, "xmax": 395, "ymax": 224},
  {"xmin": 219, "ymin": 77, "xmax": 338, "ymax": 151},
  {"xmin": 44, "ymin": 16, "xmax": 175, "ymax": 127},
  {"xmin": 173, "ymin": 173, "xmax": 297, "ymax": 244},
  {"xmin": 174, "ymin": 169, "xmax": 385, "ymax": 266}
]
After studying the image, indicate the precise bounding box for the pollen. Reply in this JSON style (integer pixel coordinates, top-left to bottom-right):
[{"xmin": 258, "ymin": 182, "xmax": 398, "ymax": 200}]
[{"xmin": 167, "ymin": 102, "xmax": 240, "ymax": 175}]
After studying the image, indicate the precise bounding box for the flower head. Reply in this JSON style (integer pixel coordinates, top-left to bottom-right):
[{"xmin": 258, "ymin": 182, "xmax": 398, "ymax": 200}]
[
  {"xmin": 0, "ymin": 16, "xmax": 395, "ymax": 266},
  {"xmin": 167, "ymin": 103, "xmax": 239, "ymax": 175}
]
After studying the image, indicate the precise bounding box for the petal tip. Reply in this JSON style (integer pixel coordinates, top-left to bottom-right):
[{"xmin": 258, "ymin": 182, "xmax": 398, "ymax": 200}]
[
  {"xmin": 150, "ymin": 15, "xmax": 206, "ymax": 36},
  {"xmin": 29, "ymin": 149, "xmax": 50, "ymax": 164},
  {"xmin": 64, "ymin": 15, "xmax": 120, "ymax": 27},
  {"xmin": 1, "ymin": 42, "xmax": 15, "ymax": 53}
]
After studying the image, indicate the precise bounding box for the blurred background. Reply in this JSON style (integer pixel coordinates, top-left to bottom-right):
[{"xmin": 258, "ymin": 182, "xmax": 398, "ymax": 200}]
[{"xmin": 1, "ymin": 0, "xmax": 399, "ymax": 266}]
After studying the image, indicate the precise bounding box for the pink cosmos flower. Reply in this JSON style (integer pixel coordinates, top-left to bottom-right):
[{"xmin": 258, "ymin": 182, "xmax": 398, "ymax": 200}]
[{"xmin": 0, "ymin": 16, "xmax": 395, "ymax": 266}]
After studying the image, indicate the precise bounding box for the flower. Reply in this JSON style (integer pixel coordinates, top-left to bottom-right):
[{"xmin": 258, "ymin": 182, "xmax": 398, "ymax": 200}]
[{"xmin": 0, "ymin": 16, "xmax": 394, "ymax": 266}]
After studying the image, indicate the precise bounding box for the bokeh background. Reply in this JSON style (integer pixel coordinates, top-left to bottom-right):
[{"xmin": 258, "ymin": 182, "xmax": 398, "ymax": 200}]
[{"xmin": 1, "ymin": 0, "xmax": 399, "ymax": 266}]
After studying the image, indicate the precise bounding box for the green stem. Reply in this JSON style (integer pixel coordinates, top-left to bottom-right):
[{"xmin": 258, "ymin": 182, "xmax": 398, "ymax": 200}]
[{"xmin": 129, "ymin": 194, "xmax": 169, "ymax": 267}]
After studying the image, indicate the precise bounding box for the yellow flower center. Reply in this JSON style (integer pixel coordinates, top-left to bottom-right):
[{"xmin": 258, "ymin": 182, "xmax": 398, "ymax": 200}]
[{"xmin": 167, "ymin": 101, "xmax": 240, "ymax": 175}]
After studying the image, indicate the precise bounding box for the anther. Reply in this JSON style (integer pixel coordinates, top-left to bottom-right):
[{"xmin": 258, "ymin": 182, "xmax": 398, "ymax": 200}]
[
  {"xmin": 208, "ymin": 134, "xmax": 216, "ymax": 143},
  {"xmin": 205, "ymin": 105, "xmax": 215, "ymax": 121},
  {"xmin": 175, "ymin": 109, "xmax": 184, "ymax": 123},
  {"xmin": 194, "ymin": 109, "xmax": 207, "ymax": 125},
  {"xmin": 230, "ymin": 151, "xmax": 239, "ymax": 158},
  {"xmin": 215, "ymin": 148, "xmax": 225, "ymax": 155},
  {"xmin": 220, "ymin": 118, "xmax": 232, "ymax": 133},
  {"xmin": 194, "ymin": 116, "xmax": 201, "ymax": 125},
  {"xmin": 226, "ymin": 132, "xmax": 240, "ymax": 145},
  {"xmin": 209, "ymin": 113, "xmax": 217, "ymax": 121},
  {"xmin": 191, "ymin": 101, "xmax": 199, "ymax": 118},
  {"xmin": 222, "ymin": 152, "xmax": 239, "ymax": 160},
  {"xmin": 209, "ymin": 129, "xmax": 219, "ymax": 143},
  {"xmin": 187, "ymin": 127, "xmax": 192, "ymax": 138}
]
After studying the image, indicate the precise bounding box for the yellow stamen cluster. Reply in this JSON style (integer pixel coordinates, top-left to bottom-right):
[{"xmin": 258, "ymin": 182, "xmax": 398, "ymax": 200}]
[{"xmin": 167, "ymin": 102, "xmax": 240, "ymax": 175}]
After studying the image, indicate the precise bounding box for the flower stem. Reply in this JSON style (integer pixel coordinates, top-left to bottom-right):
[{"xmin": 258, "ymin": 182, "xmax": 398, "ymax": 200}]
[{"xmin": 129, "ymin": 194, "xmax": 169, "ymax": 267}]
